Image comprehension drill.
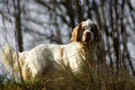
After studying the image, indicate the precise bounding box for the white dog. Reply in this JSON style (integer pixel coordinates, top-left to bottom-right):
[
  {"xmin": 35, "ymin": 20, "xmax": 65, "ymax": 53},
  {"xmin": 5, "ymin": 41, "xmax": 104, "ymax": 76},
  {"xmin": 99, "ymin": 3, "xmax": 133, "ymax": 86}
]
[{"xmin": 1, "ymin": 19, "xmax": 102, "ymax": 80}]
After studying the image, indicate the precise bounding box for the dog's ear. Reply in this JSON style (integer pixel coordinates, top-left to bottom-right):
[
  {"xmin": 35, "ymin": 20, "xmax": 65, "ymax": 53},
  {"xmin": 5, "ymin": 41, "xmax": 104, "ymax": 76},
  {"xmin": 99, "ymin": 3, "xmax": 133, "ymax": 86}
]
[
  {"xmin": 95, "ymin": 24, "xmax": 102, "ymax": 43},
  {"xmin": 91, "ymin": 24, "xmax": 102, "ymax": 43},
  {"xmin": 71, "ymin": 24, "xmax": 84, "ymax": 42}
]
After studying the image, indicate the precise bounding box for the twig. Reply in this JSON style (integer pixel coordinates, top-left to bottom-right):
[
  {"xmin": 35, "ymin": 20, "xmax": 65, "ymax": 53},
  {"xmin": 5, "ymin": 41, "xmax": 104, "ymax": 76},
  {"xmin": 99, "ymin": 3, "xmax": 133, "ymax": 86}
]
[{"xmin": 5, "ymin": 0, "xmax": 24, "ymax": 82}]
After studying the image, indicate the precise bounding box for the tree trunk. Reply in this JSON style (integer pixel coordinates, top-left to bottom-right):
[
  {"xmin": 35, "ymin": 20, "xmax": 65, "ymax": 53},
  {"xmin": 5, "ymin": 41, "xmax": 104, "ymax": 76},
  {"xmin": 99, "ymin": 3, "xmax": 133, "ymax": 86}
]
[{"xmin": 14, "ymin": 0, "xmax": 23, "ymax": 52}]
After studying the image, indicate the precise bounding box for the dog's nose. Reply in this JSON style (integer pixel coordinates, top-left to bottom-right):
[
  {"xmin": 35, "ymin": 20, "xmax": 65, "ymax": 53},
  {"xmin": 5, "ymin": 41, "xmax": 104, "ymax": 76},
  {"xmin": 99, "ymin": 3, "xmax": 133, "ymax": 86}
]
[
  {"xmin": 84, "ymin": 30, "xmax": 91, "ymax": 37},
  {"xmin": 84, "ymin": 32, "xmax": 91, "ymax": 42},
  {"xmin": 86, "ymin": 32, "xmax": 91, "ymax": 36}
]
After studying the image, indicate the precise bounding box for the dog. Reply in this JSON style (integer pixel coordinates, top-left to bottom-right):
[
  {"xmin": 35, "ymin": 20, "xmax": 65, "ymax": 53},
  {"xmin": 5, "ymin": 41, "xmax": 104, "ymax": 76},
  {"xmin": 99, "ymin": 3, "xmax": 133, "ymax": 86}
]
[{"xmin": 1, "ymin": 19, "xmax": 102, "ymax": 80}]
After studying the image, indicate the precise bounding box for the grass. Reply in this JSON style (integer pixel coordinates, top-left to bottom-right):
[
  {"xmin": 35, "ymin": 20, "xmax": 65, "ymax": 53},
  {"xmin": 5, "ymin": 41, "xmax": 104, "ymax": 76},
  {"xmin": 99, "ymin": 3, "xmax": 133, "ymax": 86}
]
[{"xmin": 0, "ymin": 60, "xmax": 135, "ymax": 90}]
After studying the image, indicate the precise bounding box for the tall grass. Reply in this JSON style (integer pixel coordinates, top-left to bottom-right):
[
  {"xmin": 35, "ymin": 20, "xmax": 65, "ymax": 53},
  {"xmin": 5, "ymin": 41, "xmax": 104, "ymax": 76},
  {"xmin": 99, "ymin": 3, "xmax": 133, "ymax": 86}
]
[{"xmin": 0, "ymin": 56, "xmax": 135, "ymax": 90}]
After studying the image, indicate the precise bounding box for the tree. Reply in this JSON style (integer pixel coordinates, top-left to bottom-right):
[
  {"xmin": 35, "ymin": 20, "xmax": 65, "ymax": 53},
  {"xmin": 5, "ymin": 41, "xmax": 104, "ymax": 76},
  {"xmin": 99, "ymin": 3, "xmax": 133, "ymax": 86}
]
[{"xmin": 13, "ymin": 0, "xmax": 23, "ymax": 52}]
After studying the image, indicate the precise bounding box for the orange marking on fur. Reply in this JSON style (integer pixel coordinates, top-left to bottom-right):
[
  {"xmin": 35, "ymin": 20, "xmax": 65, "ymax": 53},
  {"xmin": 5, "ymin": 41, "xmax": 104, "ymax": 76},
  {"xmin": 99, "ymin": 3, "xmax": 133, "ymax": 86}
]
[{"xmin": 61, "ymin": 48, "xmax": 64, "ymax": 57}]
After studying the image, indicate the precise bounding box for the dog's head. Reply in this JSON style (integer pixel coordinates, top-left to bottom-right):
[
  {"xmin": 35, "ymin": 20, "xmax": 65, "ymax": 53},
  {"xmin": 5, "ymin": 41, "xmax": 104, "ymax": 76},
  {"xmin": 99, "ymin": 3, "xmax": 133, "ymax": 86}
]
[{"xmin": 71, "ymin": 19, "xmax": 101, "ymax": 44}]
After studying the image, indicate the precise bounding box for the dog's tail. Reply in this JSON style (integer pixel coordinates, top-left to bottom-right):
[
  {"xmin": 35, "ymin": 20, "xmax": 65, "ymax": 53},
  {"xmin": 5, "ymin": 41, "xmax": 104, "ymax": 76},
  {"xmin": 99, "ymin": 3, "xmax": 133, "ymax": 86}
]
[{"xmin": 1, "ymin": 45, "xmax": 16, "ymax": 68}]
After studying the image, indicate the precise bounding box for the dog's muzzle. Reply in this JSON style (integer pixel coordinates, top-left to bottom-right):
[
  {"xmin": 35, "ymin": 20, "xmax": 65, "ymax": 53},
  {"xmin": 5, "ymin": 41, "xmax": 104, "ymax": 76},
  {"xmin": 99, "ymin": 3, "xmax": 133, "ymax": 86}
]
[{"xmin": 82, "ymin": 30, "xmax": 94, "ymax": 43}]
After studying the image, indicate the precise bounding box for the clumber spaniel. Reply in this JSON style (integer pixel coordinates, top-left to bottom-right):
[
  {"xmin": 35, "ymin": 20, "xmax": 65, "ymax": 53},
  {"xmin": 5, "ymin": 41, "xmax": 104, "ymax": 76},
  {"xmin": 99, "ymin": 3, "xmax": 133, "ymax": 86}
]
[{"xmin": 1, "ymin": 19, "xmax": 102, "ymax": 80}]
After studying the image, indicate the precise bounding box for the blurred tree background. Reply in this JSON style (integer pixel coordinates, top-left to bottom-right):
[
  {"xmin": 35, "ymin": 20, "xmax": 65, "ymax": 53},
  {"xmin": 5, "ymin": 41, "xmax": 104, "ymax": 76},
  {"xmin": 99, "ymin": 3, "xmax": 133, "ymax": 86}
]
[{"xmin": 0, "ymin": 0, "xmax": 135, "ymax": 76}]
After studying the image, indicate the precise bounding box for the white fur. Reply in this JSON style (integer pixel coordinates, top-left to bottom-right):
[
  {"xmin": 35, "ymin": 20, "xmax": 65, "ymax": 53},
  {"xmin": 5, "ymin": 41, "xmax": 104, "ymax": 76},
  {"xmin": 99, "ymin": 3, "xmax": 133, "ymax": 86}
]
[
  {"xmin": 82, "ymin": 19, "xmax": 93, "ymax": 29},
  {"xmin": 23, "ymin": 42, "xmax": 85, "ymax": 77},
  {"xmin": 1, "ymin": 42, "xmax": 90, "ymax": 80}
]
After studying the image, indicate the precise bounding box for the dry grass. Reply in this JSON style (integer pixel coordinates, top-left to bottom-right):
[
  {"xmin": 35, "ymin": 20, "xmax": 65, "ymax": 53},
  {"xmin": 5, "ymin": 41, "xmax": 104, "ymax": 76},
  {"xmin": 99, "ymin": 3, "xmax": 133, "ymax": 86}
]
[{"xmin": 0, "ymin": 58, "xmax": 135, "ymax": 90}]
